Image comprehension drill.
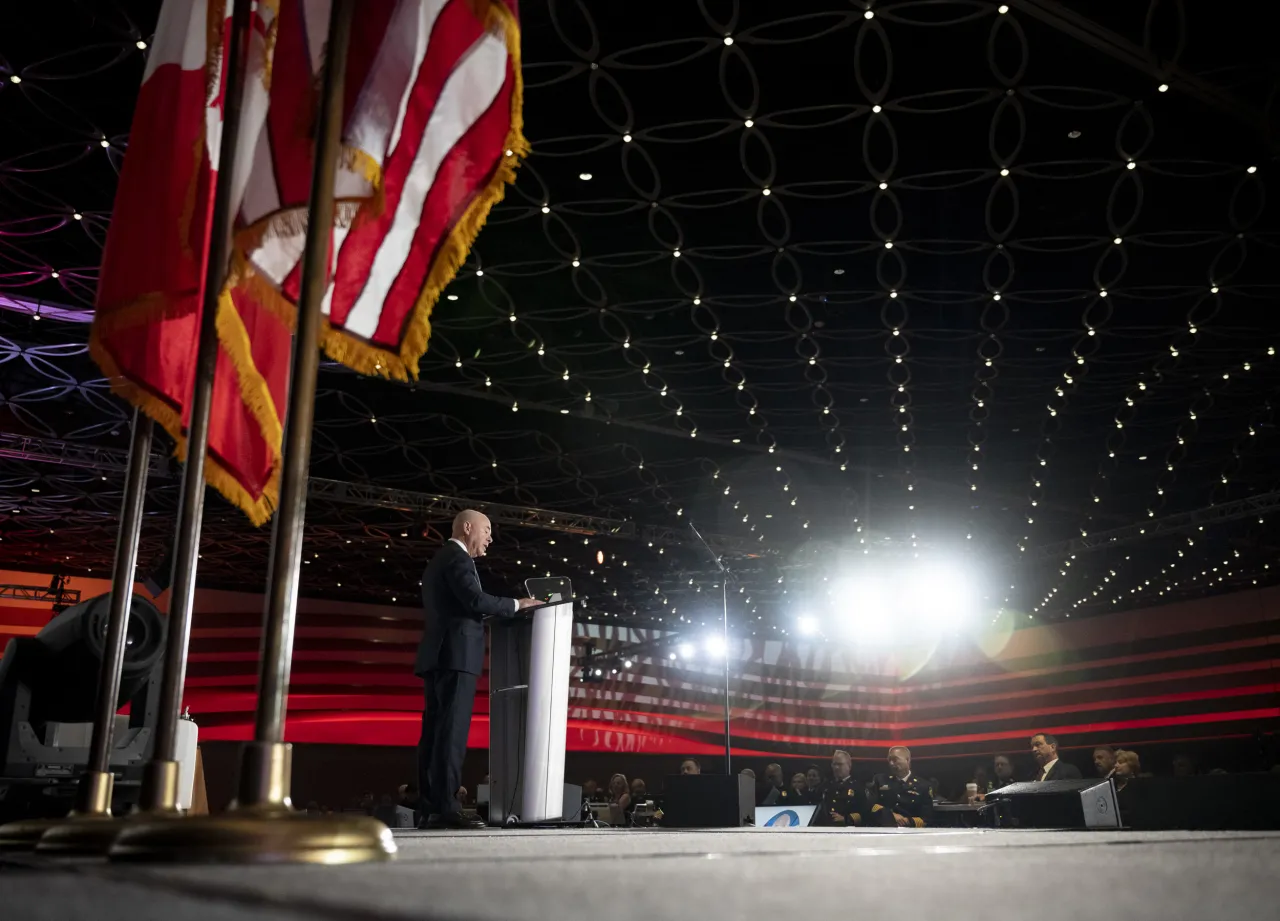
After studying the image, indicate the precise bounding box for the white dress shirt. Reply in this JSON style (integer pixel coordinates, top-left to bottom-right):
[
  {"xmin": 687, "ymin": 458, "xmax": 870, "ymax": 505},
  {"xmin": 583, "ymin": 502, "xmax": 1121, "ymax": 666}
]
[
  {"xmin": 1037, "ymin": 758, "xmax": 1059, "ymax": 781},
  {"xmin": 450, "ymin": 538, "xmax": 518, "ymax": 613}
]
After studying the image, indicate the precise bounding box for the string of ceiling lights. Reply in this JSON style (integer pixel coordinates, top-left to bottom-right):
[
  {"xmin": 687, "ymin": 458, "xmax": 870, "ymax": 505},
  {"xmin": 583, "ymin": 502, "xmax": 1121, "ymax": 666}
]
[{"xmin": 1061, "ymin": 343, "xmax": 1277, "ymax": 614}]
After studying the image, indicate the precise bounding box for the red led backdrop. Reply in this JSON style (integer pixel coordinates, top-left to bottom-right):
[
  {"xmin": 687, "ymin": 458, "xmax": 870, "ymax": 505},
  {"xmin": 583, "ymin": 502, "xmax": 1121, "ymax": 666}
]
[{"xmin": 1, "ymin": 569, "xmax": 1277, "ymax": 761}]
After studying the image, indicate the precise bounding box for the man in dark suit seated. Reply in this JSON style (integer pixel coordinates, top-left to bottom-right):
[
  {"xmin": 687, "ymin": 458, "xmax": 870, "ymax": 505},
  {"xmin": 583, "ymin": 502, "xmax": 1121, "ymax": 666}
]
[
  {"xmin": 416, "ymin": 510, "xmax": 539, "ymax": 829},
  {"xmin": 1030, "ymin": 732, "xmax": 1083, "ymax": 782}
]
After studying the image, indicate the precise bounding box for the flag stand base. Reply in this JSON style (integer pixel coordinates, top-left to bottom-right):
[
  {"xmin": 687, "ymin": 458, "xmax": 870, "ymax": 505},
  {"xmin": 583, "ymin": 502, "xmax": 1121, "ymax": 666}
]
[
  {"xmin": 35, "ymin": 813, "xmax": 120, "ymax": 855},
  {"xmin": 0, "ymin": 817, "xmax": 66, "ymax": 851},
  {"xmin": 109, "ymin": 806, "xmax": 396, "ymax": 864}
]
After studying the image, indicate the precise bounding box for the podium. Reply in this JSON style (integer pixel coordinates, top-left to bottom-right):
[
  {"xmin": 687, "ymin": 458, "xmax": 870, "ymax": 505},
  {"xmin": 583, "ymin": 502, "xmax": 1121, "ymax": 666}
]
[{"xmin": 488, "ymin": 577, "xmax": 574, "ymax": 824}]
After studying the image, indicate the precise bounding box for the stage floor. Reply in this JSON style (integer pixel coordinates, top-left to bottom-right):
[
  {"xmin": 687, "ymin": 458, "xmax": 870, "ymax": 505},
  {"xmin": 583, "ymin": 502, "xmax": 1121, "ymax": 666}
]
[{"xmin": 4, "ymin": 827, "xmax": 1278, "ymax": 920}]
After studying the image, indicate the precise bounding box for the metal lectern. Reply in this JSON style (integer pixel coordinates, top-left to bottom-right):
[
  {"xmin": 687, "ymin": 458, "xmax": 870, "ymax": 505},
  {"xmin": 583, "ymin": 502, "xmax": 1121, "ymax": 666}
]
[{"xmin": 488, "ymin": 577, "xmax": 574, "ymax": 824}]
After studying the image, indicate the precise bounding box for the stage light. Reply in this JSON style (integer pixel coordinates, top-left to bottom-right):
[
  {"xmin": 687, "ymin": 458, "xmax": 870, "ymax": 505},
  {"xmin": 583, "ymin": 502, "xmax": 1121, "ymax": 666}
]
[
  {"xmin": 841, "ymin": 575, "xmax": 896, "ymax": 645},
  {"xmin": 623, "ymin": 659, "xmax": 633, "ymax": 669},
  {"xmin": 596, "ymin": 550, "xmax": 604, "ymax": 564},
  {"xmin": 677, "ymin": 642, "xmax": 694, "ymax": 659},
  {"xmin": 797, "ymin": 616, "xmax": 818, "ymax": 636},
  {"xmin": 1, "ymin": 594, "xmax": 166, "ymax": 816}
]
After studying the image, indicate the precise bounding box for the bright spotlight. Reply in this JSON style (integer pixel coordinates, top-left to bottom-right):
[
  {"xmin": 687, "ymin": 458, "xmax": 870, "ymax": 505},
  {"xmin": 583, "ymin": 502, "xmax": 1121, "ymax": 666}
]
[
  {"xmin": 832, "ymin": 575, "xmax": 897, "ymax": 645},
  {"xmin": 704, "ymin": 635, "xmax": 726, "ymax": 658},
  {"xmin": 594, "ymin": 668, "xmax": 603, "ymax": 677},
  {"xmin": 797, "ymin": 615, "xmax": 819, "ymax": 636},
  {"xmin": 623, "ymin": 659, "xmax": 633, "ymax": 669},
  {"xmin": 677, "ymin": 642, "xmax": 695, "ymax": 659},
  {"xmin": 905, "ymin": 561, "xmax": 976, "ymax": 631}
]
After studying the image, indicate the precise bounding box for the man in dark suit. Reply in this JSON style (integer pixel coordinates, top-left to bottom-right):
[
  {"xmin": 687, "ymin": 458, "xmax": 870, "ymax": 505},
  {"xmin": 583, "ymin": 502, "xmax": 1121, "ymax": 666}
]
[
  {"xmin": 416, "ymin": 510, "xmax": 538, "ymax": 829},
  {"xmin": 1031, "ymin": 732, "xmax": 1083, "ymax": 781}
]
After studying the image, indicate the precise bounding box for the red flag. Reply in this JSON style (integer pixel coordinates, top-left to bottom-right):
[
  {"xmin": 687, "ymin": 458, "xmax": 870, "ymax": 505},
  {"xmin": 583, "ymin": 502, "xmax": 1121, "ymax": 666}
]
[{"xmin": 91, "ymin": 0, "xmax": 525, "ymax": 524}]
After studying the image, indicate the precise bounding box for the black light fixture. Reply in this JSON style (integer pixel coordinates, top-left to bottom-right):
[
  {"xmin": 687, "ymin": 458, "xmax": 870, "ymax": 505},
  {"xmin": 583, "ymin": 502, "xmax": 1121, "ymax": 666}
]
[{"xmin": 0, "ymin": 593, "xmax": 166, "ymax": 820}]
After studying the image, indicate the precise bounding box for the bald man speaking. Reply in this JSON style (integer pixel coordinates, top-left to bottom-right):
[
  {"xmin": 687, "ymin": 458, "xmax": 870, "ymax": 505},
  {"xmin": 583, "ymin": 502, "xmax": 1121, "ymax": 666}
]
[{"xmin": 415, "ymin": 510, "xmax": 538, "ymax": 829}]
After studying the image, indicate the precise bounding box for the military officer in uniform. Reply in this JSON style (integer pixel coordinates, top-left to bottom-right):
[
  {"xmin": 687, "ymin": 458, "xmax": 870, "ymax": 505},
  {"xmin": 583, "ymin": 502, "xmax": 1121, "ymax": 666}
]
[
  {"xmin": 868, "ymin": 745, "xmax": 933, "ymax": 827},
  {"xmin": 814, "ymin": 749, "xmax": 865, "ymax": 827}
]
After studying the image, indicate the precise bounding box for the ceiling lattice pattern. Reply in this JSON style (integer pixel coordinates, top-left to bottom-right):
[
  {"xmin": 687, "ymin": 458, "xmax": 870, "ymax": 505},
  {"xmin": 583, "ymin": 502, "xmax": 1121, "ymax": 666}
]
[{"xmin": 2, "ymin": 0, "xmax": 1278, "ymax": 639}]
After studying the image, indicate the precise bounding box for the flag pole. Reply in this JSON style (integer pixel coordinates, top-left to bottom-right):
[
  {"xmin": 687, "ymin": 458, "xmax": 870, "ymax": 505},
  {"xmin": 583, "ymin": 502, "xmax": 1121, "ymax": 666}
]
[
  {"xmin": 0, "ymin": 412, "xmax": 153, "ymax": 851},
  {"xmin": 111, "ymin": 0, "xmax": 393, "ymax": 863},
  {"xmin": 236, "ymin": 0, "xmax": 351, "ymax": 808},
  {"xmin": 130, "ymin": 0, "xmax": 256, "ymax": 819}
]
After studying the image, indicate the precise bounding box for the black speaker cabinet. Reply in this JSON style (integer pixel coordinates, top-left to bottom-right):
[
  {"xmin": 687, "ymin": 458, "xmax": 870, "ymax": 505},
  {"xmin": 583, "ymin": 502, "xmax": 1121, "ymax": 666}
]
[
  {"xmin": 986, "ymin": 779, "xmax": 1120, "ymax": 829},
  {"xmin": 662, "ymin": 774, "xmax": 754, "ymax": 828}
]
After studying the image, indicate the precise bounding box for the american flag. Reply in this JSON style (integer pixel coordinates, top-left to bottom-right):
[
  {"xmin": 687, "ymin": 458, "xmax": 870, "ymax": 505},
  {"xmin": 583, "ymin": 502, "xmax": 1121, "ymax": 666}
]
[{"xmin": 91, "ymin": 0, "xmax": 525, "ymax": 523}]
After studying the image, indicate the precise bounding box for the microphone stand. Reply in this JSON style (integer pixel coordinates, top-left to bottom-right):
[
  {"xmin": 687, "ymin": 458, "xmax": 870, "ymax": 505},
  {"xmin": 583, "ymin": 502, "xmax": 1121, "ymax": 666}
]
[{"xmin": 689, "ymin": 521, "xmax": 732, "ymax": 775}]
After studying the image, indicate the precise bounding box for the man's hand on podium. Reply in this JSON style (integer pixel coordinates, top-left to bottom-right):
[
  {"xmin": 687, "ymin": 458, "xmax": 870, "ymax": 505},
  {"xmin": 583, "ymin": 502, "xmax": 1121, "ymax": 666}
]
[{"xmin": 517, "ymin": 597, "xmax": 542, "ymax": 610}]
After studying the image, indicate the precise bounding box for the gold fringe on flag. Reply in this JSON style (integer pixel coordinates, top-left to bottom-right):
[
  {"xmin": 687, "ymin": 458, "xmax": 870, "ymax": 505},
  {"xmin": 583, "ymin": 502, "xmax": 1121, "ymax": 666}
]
[
  {"xmin": 319, "ymin": 0, "xmax": 529, "ymax": 382},
  {"xmin": 91, "ymin": 0, "xmax": 526, "ymax": 526},
  {"xmin": 210, "ymin": 288, "xmax": 283, "ymax": 526}
]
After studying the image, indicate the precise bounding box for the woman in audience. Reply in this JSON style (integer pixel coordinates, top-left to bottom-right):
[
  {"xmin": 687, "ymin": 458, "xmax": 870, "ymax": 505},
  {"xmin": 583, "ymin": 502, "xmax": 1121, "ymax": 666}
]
[
  {"xmin": 790, "ymin": 772, "xmax": 809, "ymax": 802},
  {"xmin": 606, "ymin": 772, "xmax": 632, "ymax": 826},
  {"xmin": 805, "ymin": 764, "xmax": 824, "ymax": 803},
  {"xmin": 1113, "ymin": 750, "xmax": 1140, "ymax": 792}
]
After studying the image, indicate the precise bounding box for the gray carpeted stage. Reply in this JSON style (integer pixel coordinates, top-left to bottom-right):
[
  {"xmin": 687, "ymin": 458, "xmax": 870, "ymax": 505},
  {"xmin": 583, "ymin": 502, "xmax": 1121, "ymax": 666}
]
[{"xmin": 4, "ymin": 827, "xmax": 1278, "ymax": 920}]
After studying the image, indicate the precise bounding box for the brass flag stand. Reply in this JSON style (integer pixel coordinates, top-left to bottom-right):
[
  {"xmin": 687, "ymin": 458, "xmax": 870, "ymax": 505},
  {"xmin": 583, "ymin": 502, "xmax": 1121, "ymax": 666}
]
[
  {"xmin": 0, "ymin": 412, "xmax": 153, "ymax": 851},
  {"xmin": 3, "ymin": 0, "xmax": 260, "ymax": 859},
  {"xmin": 110, "ymin": 0, "xmax": 393, "ymax": 863}
]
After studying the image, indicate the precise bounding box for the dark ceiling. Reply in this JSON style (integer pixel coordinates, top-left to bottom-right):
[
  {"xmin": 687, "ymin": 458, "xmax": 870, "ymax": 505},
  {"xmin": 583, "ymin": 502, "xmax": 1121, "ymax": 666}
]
[{"xmin": 1, "ymin": 0, "xmax": 1278, "ymax": 640}]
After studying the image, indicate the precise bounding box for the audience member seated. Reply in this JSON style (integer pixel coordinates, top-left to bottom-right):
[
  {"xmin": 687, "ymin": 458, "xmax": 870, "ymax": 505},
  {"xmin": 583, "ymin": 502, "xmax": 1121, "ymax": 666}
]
[
  {"xmin": 630, "ymin": 777, "xmax": 647, "ymax": 799},
  {"xmin": 789, "ymin": 771, "xmax": 811, "ymax": 803},
  {"xmin": 758, "ymin": 763, "xmax": 787, "ymax": 806},
  {"xmin": 868, "ymin": 746, "xmax": 933, "ymax": 827},
  {"xmin": 814, "ymin": 749, "xmax": 865, "ymax": 827},
  {"xmin": 1172, "ymin": 753, "xmax": 1197, "ymax": 778},
  {"xmin": 1031, "ymin": 732, "xmax": 1082, "ymax": 781},
  {"xmin": 972, "ymin": 764, "xmax": 991, "ymax": 795},
  {"xmin": 805, "ymin": 764, "xmax": 824, "ymax": 799},
  {"xmin": 1113, "ymin": 749, "xmax": 1140, "ymax": 792},
  {"xmin": 993, "ymin": 753, "xmax": 1017, "ymax": 789},
  {"xmin": 582, "ymin": 778, "xmax": 602, "ymax": 801},
  {"xmin": 927, "ymin": 776, "xmax": 948, "ymax": 804},
  {"xmin": 680, "ymin": 758, "xmax": 702, "ymax": 775},
  {"xmin": 606, "ymin": 773, "xmax": 632, "ymax": 826},
  {"xmin": 1094, "ymin": 745, "xmax": 1117, "ymax": 778}
]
